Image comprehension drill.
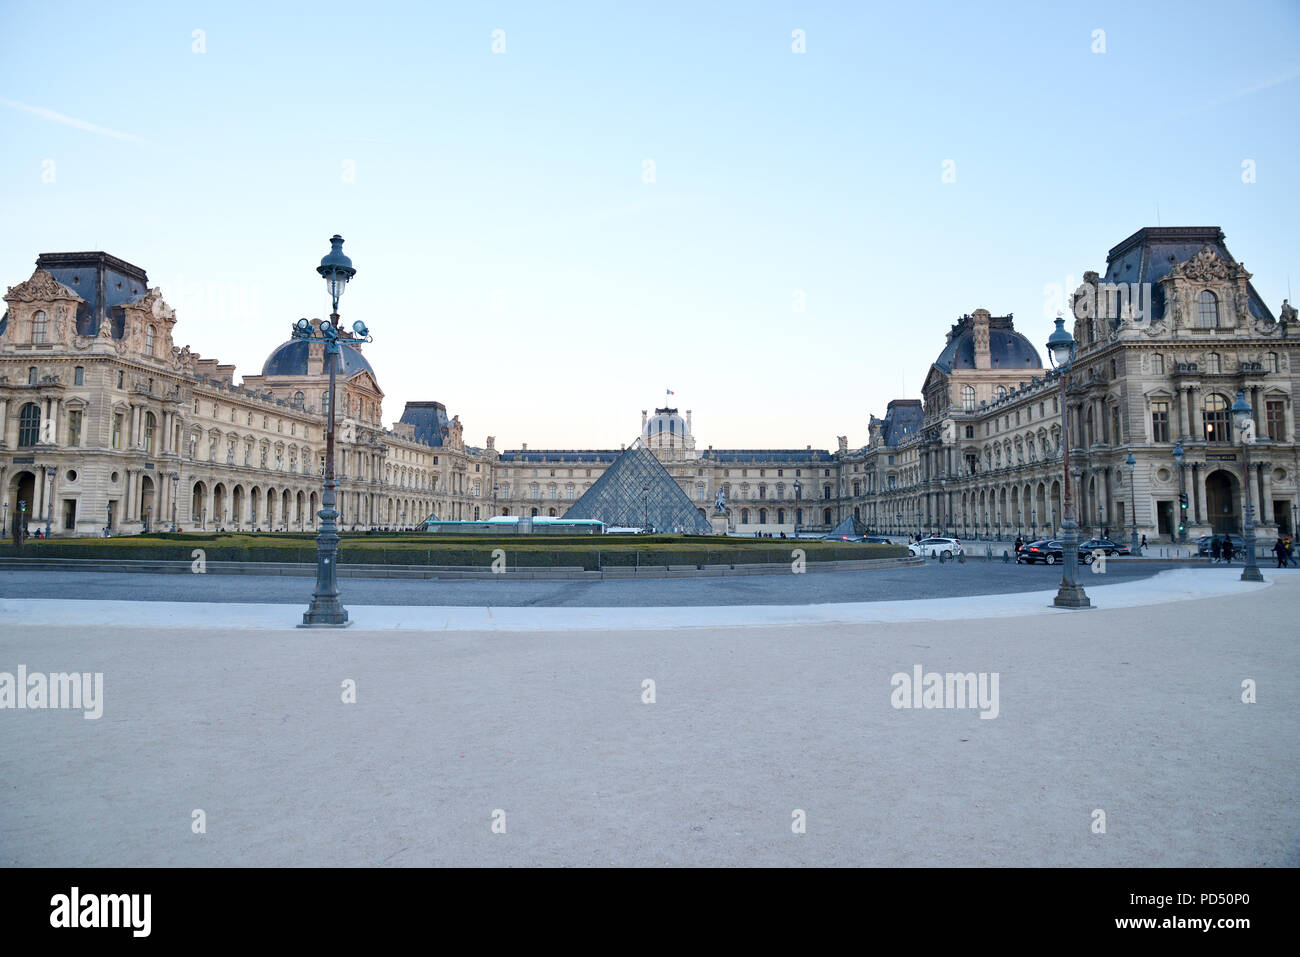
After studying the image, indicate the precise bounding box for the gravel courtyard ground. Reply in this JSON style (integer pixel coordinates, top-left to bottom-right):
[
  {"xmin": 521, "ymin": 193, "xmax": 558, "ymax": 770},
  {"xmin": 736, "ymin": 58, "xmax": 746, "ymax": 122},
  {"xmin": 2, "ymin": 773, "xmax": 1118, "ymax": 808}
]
[{"xmin": 1, "ymin": 569, "xmax": 1295, "ymax": 866}]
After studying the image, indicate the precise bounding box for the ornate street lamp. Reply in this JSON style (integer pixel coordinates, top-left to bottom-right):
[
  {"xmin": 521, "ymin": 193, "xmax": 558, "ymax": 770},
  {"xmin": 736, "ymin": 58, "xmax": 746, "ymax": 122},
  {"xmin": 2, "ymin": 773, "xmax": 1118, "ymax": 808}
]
[
  {"xmin": 1047, "ymin": 315, "xmax": 1089, "ymax": 608},
  {"xmin": 302, "ymin": 235, "xmax": 368, "ymax": 627},
  {"xmin": 43, "ymin": 466, "xmax": 55, "ymax": 538},
  {"xmin": 1125, "ymin": 451, "xmax": 1141, "ymax": 556},
  {"xmin": 1231, "ymin": 391, "xmax": 1263, "ymax": 582},
  {"xmin": 1172, "ymin": 441, "xmax": 1186, "ymax": 543}
]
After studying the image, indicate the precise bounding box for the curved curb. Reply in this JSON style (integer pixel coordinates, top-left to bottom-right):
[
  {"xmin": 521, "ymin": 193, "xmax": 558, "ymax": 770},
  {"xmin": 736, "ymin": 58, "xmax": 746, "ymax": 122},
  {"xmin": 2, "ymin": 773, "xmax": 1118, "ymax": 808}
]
[{"xmin": 0, "ymin": 568, "xmax": 1286, "ymax": 633}]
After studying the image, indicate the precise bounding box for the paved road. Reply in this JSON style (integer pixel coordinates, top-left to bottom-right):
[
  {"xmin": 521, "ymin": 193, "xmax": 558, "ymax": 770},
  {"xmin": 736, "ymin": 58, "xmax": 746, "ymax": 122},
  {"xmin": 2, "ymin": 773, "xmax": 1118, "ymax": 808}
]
[{"xmin": 0, "ymin": 559, "xmax": 1215, "ymax": 606}]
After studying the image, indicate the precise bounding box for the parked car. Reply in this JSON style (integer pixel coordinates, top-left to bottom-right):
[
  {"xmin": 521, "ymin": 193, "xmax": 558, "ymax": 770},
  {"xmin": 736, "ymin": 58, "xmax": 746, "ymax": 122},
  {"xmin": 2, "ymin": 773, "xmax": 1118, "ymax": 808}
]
[
  {"xmin": 1015, "ymin": 539, "xmax": 1093, "ymax": 565},
  {"xmin": 1196, "ymin": 534, "xmax": 1246, "ymax": 557},
  {"xmin": 1078, "ymin": 538, "xmax": 1132, "ymax": 557},
  {"xmin": 908, "ymin": 536, "xmax": 963, "ymax": 559}
]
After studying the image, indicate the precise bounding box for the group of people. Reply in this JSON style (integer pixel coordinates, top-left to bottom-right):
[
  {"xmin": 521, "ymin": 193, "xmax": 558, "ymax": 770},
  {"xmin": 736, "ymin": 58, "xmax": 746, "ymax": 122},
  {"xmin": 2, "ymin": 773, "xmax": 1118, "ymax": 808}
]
[
  {"xmin": 1207, "ymin": 535, "xmax": 1294, "ymax": 568},
  {"xmin": 1207, "ymin": 536, "xmax": 1237, "ymax": 563}
]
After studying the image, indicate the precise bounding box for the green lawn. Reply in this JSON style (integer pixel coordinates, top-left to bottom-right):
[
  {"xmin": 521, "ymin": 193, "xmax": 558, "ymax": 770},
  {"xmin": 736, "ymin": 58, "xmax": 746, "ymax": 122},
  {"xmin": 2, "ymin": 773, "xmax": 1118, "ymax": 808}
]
[{"xmin": 1, "ymin": 533, "xmax": 906, "ymax": 569}]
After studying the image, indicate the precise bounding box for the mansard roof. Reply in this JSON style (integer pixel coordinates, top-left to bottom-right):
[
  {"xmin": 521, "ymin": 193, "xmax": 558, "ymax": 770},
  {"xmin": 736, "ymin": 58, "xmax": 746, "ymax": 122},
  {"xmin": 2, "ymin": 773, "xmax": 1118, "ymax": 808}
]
[{"xmin": 1101, "ymin": 226, "xmax": 1274, "ymax": 322}]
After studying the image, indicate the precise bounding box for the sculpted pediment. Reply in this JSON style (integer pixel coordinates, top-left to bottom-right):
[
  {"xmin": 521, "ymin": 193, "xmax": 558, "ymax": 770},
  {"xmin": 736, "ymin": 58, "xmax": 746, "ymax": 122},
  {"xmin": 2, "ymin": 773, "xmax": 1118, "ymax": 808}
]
[
  {"xmin": 4, "ymin": 269, "xmax": 84, "ymax": 304},
  {"xmin": 1169, "ymin": 246, "xmax": 1241, "ymax": 283}
]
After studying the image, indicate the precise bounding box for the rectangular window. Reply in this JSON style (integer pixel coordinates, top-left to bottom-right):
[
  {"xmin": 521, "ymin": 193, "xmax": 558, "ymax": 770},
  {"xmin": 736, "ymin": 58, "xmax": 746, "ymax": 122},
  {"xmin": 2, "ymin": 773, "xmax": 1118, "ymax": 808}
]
[
  {"xmin": 74, "ymin": 366, "xmax": 85, "ymax": 385},
  {"xmin": 1151, "ymin": 402, "xmax": 1169, "ymax": 443},
  {"xmin": 1266, "ymin": 401, "xmax": 1285, "ymax": 441},
  {"xmin": 67, "ymin": 410, "xmax": 83, "ymax": 447},
  {"xmin": 112, "ymin": 414, "xmax": 123, "ymax": 449},
  {"xmin": 1152, "ymin": 354, "xmax": 1164, "ymax": 374}
]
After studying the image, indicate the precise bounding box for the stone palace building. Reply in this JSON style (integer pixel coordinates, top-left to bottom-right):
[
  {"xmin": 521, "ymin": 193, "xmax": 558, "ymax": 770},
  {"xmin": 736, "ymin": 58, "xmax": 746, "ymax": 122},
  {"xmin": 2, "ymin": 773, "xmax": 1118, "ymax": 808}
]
[{"xmin": 3, "ymin": 227, "xmax": 1296, "ymax": 542}]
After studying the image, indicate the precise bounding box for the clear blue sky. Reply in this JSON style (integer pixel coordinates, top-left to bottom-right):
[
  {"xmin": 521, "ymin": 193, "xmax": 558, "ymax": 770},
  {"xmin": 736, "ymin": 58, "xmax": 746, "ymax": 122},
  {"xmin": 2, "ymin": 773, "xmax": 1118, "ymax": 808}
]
[{"xmin": 3, "ymin": 1, "xmax": 1298, "ymax": 450}]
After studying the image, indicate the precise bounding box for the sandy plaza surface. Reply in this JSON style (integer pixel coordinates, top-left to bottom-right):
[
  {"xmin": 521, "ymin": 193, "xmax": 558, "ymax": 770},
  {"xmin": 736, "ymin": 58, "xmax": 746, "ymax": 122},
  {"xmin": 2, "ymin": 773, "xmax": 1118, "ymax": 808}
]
[{"xmin": 1, "ymin": 569, "xmax": 1296, "ymax": 867}]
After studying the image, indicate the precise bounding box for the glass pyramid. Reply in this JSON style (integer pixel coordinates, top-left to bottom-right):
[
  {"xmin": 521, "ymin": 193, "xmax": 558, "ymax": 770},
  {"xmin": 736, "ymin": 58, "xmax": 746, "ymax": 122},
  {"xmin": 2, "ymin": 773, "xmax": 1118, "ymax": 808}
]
[
  {"xmin": 826, "ymin": 514, "xmax": 868, "ymax": 539},
  {"xmin": 564, "ymin": 439, "xmax": 712, "ymax": 533}
]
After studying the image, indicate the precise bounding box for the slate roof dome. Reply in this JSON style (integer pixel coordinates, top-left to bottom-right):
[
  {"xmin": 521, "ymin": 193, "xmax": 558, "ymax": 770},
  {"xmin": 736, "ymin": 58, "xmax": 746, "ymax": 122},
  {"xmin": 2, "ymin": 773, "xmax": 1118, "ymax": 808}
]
[
  {"xmin": 644, "ymin": 406, "xmax": 691, "ymax": 439},
  {"xmin": 261, "ymin": 335, "xmax": 375, "ymax": 379},
  {"xmin": 933, "ymin": 313, "xmax": 1042, "ymax": 373}
]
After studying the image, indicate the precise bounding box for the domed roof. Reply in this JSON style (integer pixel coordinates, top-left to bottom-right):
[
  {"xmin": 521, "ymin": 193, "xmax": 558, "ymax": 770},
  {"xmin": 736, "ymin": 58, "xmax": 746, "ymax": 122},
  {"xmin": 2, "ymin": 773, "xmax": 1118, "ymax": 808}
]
[
  {"xmin": 644, "ymin": 406, "xmax": 691, "ymax": 438},
  {"xmin": 933, "ymin": 313, "xmax": 1042, "ymax": 373},
  {"xmin": 261, "ymin": 337, "xmax": 375, "ymax": 379}
]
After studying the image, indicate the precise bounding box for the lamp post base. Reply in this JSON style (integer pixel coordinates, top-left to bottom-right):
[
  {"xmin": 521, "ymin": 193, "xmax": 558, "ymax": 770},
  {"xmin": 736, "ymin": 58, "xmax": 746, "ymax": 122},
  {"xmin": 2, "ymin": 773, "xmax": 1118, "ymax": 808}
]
[
  {"xmin": 299, "ymin": 616, "xmax": 353, "ymax": 628},
  {"xmin": 1052, "ymin": 585, "xmax": 1093, "ymax": 609},
  {"xmin": 1240, "ymin": 566, "xmax": 1264, "ymax": 583}
]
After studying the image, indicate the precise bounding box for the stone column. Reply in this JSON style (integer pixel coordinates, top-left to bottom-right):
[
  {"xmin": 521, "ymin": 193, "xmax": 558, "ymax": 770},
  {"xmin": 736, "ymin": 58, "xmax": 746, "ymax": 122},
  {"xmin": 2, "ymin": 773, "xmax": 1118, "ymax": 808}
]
[
  {"xmin": 1192, "ymin": 463, "xmax": 1203, "ymax": 523},
  {"xmin": 31, "ymin": 467, "xmax": 44, "ymax": 523},
  {"xmin": 1259, "ymin": 461, "xmax": 1271, "ymax": 526}
]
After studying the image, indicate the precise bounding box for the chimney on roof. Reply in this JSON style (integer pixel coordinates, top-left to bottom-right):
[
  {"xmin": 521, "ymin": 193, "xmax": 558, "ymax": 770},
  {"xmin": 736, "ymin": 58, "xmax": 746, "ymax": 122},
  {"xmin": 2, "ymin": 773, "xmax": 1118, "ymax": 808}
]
[
  {"xmin": 521, "ymin": 443, "xmax": 527, "ymax": 451},
  {"xmin": 971, "ymin": 308, "xmax": 991, "ymax": 370}
]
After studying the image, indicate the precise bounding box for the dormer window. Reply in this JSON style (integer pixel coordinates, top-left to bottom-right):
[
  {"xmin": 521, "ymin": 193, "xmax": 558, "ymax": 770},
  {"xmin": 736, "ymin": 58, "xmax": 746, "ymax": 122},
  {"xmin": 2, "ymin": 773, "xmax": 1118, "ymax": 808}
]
[{"xmin": 31, "ymin": 310, "xmax": 48, "ymax": 343}]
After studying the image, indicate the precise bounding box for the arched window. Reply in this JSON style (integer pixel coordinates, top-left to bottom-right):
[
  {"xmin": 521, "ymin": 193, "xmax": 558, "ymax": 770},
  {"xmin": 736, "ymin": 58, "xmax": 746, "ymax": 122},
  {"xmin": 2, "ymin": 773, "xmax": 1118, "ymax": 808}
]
[
  {"xmin": 996, "ymin": 386, "xmax": 1007, "ymax": 401},
  {"xmin": 1203, "ymin": 394, "xmax": 1231, "ymax": 443},
  {"xmin": 31, "ymin": 310, "xmax": 47, "ymax": 343},
  {"xmin": 1197, "ymin": 290, "xmax": 1219, "ymax": 328},
  {"xmin": 293, "ymin": 391, "xmax": 305, "ymax": 407},
  {"xmin": 144, "ymin": 412, "xmax": 157, "ymax": 453},
  {"xmin": 145, "ymin": 325, "xmax": 156, "ymax": 355},
  {"xmin": 962, "ymin": 385, "xmax": 976, "ymax": 411},
  {"xmin": 17, "ymin": 403, "xmax": 41, "ymax": 447}
]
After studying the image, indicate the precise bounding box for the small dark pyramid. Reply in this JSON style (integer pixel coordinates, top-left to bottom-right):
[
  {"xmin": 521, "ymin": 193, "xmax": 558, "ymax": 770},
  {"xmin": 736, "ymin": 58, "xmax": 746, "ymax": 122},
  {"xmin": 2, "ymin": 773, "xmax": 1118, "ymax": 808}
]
[
  {"xmin": 564, "ymin": 439, "xmax": 712, "ymax": 533},
  {"xmin": 826, "ymin": 514, "xmax": 868, "ymax": 539}
]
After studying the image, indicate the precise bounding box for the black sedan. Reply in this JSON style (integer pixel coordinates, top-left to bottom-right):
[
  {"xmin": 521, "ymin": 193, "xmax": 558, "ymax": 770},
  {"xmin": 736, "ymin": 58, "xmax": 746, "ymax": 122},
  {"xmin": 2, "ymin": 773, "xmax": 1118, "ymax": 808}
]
[
  {"xmin": 1016, "ymin": 539, "xmax": 1094, "ymax": 565},
  {"xmin": 1078, "ymin": 538, "xmax": 1132, "ymax": 557}
]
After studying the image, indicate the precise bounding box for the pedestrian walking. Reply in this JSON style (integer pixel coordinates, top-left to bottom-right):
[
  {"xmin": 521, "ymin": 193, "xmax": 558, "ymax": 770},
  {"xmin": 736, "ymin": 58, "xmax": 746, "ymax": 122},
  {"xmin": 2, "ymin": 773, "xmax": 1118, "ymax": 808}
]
[
  {"xmin": 1222, "ymin": 536, "xmax": 1235, "ymax": 564},
  {"xmin": 1274, "ymin": 538, "xmax": 1289, "ymax": 569},
  {"xmin": 1014, "ymin": 535, "xmax": 1024, "ymax": 556},
  {"xmin": 1210, "ymin": 537, "xmax": 1222, "ymax": 563},
  {"xmin": 1141, "ymin": 534, "xmax": 1148, "ymax": 549}
]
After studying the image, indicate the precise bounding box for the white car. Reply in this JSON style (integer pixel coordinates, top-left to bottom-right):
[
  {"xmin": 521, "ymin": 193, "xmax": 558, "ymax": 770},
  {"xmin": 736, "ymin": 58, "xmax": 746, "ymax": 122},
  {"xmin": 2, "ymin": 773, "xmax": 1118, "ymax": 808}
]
[{"xmin": 908, "ymin": 537, "xmax": 964, "ymax": 559}]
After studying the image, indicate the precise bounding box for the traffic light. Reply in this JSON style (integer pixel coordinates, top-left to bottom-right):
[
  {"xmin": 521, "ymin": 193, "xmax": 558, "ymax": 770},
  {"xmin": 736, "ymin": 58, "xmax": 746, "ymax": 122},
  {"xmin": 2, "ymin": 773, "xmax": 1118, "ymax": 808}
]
[{"xmin": 1179, "ymin": 492, "xmax": 1188, "ymax": 510}]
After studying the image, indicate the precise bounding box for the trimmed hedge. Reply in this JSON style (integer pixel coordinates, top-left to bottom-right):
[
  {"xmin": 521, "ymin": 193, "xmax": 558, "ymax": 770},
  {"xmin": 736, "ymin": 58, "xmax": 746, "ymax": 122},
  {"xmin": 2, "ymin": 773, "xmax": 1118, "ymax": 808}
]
[{"xmin": 0, "ymin": 535, "xmax": 906, "ymax": 570}]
